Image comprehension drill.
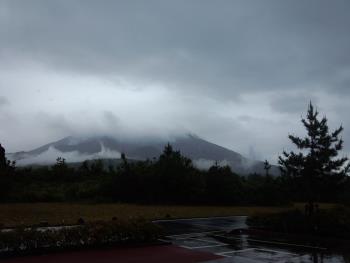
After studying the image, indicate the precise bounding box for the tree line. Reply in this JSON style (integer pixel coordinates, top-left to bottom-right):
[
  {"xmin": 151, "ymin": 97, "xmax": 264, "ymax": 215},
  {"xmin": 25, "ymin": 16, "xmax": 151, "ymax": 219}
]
[{"xmin": 0, "ymin": 144, "xmax": 288, "ymax": 204}]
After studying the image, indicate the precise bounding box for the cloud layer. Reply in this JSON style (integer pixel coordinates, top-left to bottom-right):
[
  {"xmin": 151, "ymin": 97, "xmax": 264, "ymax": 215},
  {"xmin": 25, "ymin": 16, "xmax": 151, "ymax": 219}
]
[{"xmin": 1, "ymin": 0, "xmax": 350, "ymax": 163}]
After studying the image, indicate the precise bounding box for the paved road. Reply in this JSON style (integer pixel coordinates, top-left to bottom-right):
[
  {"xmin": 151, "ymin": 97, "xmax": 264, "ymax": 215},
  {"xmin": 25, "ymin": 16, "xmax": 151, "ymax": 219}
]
[
  {"xmin": 155, "ymin": 216, "xmax": 350, "ymax": 263},
  {"xmin": 154, "ymin": 215, "xmax": 247, "ymax": 235}
]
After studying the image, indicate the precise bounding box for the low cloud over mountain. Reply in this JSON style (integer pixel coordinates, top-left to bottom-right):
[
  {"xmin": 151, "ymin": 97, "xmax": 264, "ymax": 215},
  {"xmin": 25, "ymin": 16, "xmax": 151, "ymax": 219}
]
[{"xmin": 8, "ymin": 134, "xmax": 279, "ymax": 175}]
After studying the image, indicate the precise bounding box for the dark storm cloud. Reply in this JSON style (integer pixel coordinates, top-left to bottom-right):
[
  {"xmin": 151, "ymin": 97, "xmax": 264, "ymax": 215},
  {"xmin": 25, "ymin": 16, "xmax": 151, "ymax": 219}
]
[
  {"xmin": 2, "ymin": 0, "xmax": 350, "ymax": 97},
  {"xmin": 1, "ymin": 0, "xmax": 350, "ymax": 161},
  {"xmin": 270, "ymin": 94, "xmax": 319, "ymax": 114},
  {"xmin": 0, "ymin": 96, "xmax": 9, "ymax": 107}
]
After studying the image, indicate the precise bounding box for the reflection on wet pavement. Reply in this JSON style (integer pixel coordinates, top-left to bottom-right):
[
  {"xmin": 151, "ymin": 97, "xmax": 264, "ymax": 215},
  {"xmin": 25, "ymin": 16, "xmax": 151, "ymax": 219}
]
[{"xmin": 155, "ymin": 216, "xmax": 350, "ymax": 263}]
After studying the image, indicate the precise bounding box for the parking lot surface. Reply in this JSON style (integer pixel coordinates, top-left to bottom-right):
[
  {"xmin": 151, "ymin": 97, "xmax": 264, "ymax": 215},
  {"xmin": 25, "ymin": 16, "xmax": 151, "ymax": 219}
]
[{"xmin": 155, "ymin": 216, "xmax": 350, "ymax": 263}]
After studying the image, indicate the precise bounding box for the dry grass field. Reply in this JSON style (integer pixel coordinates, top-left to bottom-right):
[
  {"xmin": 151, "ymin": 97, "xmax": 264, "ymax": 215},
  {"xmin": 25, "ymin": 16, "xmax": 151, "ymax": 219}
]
[
  {"xmin": 0, "ymin": 203, "xmax": 291, "ymax": 227},
  {"xmin": 0, "ymin": 203, "xmax": 338, "ymax": 228}
]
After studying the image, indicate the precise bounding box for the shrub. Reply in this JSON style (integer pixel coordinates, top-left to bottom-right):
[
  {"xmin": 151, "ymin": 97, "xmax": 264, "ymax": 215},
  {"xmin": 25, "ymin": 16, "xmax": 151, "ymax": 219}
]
[
  {"xmin": 247, "ymin": 206, "xmax": 350, "ymax": 239},
  {"xmin": 0, "ymin": 218, "xmax": 163, "ymax": 258}
]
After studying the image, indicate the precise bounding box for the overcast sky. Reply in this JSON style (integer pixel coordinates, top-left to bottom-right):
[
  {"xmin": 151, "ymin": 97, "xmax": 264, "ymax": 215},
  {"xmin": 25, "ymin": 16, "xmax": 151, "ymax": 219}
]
[{"xmin": 1, "ymin": 0, "xmax": 350, "ymax": 163}]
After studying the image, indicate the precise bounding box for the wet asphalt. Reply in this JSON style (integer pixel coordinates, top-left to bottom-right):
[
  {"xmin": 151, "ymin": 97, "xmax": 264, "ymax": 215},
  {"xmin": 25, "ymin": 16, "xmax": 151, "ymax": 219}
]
[{"xmin": 154, "ymin": 216, "xmax": 350, "ymax": 263}]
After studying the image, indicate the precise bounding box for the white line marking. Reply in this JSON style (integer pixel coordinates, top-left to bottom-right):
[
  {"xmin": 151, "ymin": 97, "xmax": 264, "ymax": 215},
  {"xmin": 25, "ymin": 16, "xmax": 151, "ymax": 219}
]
[
  {"xmin": 158, "ymin": 239, "xmax": 171, "ymax": 243},
  {"xmin": 189, "ymin": 223, "xmax": 233, "ymax": 230},
  {"xmin": 216, "ymin": 248, "xmax": 255, "ymax": 255},
  {"xmin": 217, "ymin": 248, "xmax": 297, "ymax": 257},
  {"xmin": 166, "ymin": 230, "xmax": 223, "ymax": 238},
  {"xmin": 217, "ymin": 254, "xmax": 234, "ymax": 258},
  {"xmin": 181, "ymin": 244, "xmax": 229, "ymax": 249},
  {"xmin": 246, "ymin": 238, "xmax": 327, "ymax": 250},
  {"xmin": 220, "ymin": 236, "xmax": 327, "ymax": 250},
  {"xmin": 254, "ymin": 248, "xmax": 296, "ymax": 256},
  {"xmin": 187, "ymin": 237, "xmax": 226, "ymax": 245},
  {"xmin": 153, "ymin": 215, "xmax": 247, "ymax": 223}
]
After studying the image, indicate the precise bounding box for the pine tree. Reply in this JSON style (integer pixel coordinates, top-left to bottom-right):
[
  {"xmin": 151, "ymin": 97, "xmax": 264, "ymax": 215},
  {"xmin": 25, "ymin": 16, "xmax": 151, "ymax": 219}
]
[
  {"xmin": 52, "ymin": 157, "xmax": 69, "ymax": 176},
  {"xmin": 0, "ymin": 144, "xmax": 15, "ymax": 175},
  {"xmin": 279, "ymin": 102, "xmax": 349, "ymax": 209},
  {"xmin": 0, "ymin": 144, "xmax": 7, "ymax": 171},
  {"xmin": 263, "ymin": 160, "xmax": 272, "ymax": 177}
]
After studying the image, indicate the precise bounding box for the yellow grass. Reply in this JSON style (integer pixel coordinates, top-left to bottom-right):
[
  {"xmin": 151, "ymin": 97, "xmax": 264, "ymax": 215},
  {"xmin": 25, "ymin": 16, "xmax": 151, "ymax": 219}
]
[
  {"xmin": 0, "ymin": 203, "xmax": 288, "ymax": 227},
  {"xmin": 0, "ymin": 203, "xmax": 338, "ymax": 228}
]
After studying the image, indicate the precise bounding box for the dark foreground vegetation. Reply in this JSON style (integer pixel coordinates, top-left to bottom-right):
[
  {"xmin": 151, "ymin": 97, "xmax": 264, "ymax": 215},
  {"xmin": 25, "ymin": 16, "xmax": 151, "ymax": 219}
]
[
  {"xmin": 0, "ymin": 218, "xmax": 162, "ymax": 258},
  {"xmin": 248, "ymin": 206, "xmax": 350, "ymax": 239}
]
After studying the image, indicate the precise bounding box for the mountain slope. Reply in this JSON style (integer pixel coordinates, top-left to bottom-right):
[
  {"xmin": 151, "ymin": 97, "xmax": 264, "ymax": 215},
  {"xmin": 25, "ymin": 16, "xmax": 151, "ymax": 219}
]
[{"xmin": 8, "ymin": 134, "xmax": 279, "ymax": 175}]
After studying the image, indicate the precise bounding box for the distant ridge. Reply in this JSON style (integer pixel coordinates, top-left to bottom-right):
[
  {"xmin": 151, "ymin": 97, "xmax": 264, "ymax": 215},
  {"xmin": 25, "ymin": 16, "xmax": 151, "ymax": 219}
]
[{"xmin": 8, "ymin": 134, "xmax": 279, "ymax": 175}]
